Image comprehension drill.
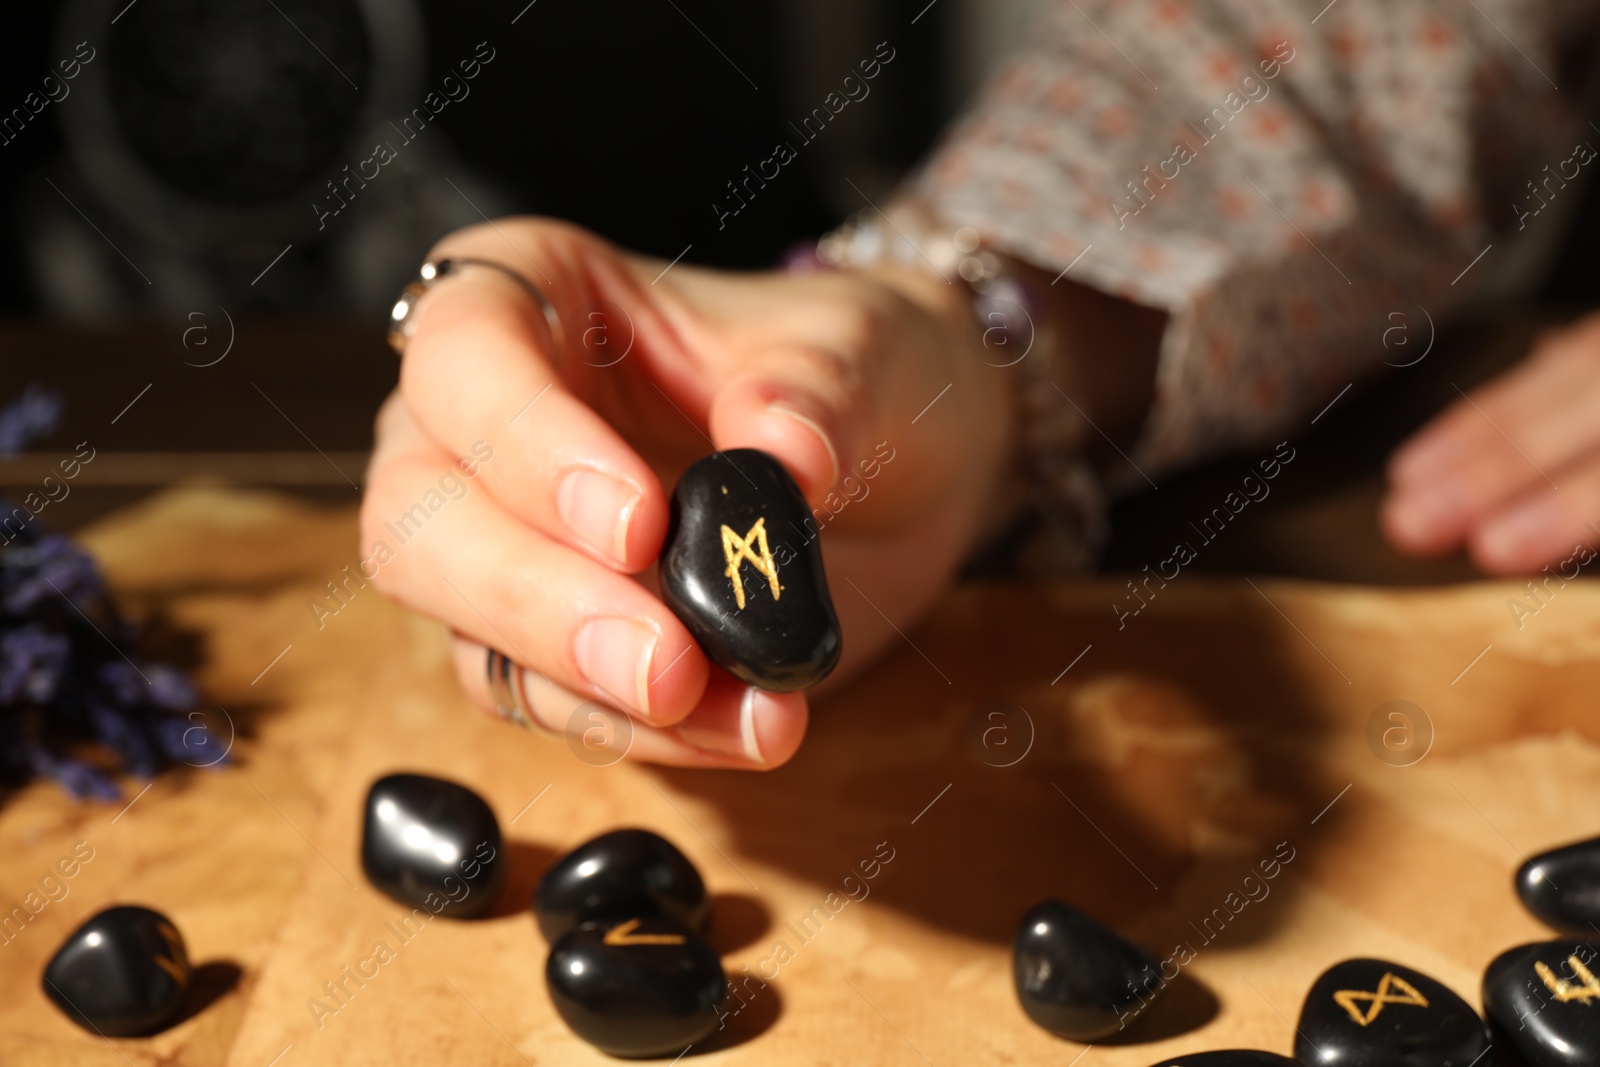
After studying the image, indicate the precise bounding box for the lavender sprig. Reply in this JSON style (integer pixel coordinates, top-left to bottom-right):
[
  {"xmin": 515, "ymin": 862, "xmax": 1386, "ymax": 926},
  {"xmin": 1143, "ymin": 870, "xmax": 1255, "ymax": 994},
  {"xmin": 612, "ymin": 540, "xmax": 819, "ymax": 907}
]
[
  {"xmin": 0, "ymin": 385, "xmax": 64, "ymax": 458},
  {"xmin": 1, "ymin": 386, "xmax": 213, "ymax": 799}
]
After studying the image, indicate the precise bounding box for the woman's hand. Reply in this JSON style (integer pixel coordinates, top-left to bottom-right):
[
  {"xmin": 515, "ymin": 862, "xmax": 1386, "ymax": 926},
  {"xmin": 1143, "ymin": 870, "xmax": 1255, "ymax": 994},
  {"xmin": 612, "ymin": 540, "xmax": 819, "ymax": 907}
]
[
  {"xmin": 361, "ymin": 218, "xmax": 1016, "ymax": 769},
  {"xmin": 1383, "ymin": 312, "xmax": 1600, "ymax": 574}
]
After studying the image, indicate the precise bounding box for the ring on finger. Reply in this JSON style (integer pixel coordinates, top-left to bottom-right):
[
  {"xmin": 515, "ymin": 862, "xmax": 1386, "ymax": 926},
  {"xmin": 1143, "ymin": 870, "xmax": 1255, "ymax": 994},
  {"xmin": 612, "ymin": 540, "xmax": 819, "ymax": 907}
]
[
  {"xmin": 389, "ymin": 257, "xmax": 563, "ymax": 356},
  {"xmin": 486, "ymin": 646, "xmax": 549, "ymax": 735}
]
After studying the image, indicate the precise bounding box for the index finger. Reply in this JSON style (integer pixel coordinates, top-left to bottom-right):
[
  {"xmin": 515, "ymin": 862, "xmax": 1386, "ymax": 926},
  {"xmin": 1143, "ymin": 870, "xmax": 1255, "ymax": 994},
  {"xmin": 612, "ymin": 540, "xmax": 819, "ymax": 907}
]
[{"xmin": 401, "ymin": 218, "xmax": 674, "ymax": 573}]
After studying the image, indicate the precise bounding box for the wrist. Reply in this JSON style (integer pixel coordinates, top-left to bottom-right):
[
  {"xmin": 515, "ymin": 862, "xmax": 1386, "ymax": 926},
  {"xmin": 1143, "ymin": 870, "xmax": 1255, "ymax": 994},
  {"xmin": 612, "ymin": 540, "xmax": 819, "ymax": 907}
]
[
  {"xmin": 854, "ymin": 261, "xmax": 1030, "ymax": 557},
  {"xmin": 805, "ymin": 209, "xmax": 1125, "ymax": 567},
  {"xmin": 998, "ymin": 255, "xmax": 1165, "ymax": 469}
]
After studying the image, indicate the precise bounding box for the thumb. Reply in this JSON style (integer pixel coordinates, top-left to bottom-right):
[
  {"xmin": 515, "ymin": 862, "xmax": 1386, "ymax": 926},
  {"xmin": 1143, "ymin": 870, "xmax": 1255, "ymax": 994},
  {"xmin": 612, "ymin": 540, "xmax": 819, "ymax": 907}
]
[{"xmin": 706, "ymin": 346, "xmax": 871, "ymax": 504}]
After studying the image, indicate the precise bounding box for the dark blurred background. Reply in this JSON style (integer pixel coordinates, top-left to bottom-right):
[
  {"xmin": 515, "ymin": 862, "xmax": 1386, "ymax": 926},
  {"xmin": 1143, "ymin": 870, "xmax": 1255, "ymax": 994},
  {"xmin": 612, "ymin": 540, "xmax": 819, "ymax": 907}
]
[
  {"xmin": 0, "ymin": 0, "xmax": 1003, "ymax": 318},
  {"xmin": 1, "ymin": 0, "xmax": 1597, "ymax": 583}
]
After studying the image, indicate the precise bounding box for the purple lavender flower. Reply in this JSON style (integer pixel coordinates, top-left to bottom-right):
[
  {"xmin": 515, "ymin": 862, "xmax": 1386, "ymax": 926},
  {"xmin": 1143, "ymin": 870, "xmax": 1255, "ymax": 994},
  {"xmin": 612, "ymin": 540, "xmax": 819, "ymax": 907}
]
[
  {"xmin": 98, "ymin": 660, "xmax": 149, "ymax": 707},
  {"xmin": 24, "ymin": 744, "xmax": 120, "ymax": 801},
  {"xmin": 86, "ymin": 700, "xmax": 157, "ymax": 779},
  {"xmin": 0, "ymin": 385, "xmax": 63, "ymax": 457},
  {"xmin": 1, "ymin": 387, "xmax": 205, "ymax": 800},
  {"xmin": 0, "ymin": 626, "xmax": 71, "ymax": 704},
  {"xmin": 3, "ymin": 534, "xmax": 105, "ymax": 615},
  {"xmin": 148, "ymin": 712, "xmax": 224, "ymax": 765},
  {"xmin": 146, "ymin": 665, "xmax": 197, "ymax": 711}
]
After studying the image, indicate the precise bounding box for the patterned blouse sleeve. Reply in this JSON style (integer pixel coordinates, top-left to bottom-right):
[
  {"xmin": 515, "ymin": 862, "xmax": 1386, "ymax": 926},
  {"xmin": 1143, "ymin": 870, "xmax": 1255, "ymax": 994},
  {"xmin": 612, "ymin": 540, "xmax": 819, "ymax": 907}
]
[{"xmin": 902, "ymin": 0, "xmax": 1598, "ymax": 487}]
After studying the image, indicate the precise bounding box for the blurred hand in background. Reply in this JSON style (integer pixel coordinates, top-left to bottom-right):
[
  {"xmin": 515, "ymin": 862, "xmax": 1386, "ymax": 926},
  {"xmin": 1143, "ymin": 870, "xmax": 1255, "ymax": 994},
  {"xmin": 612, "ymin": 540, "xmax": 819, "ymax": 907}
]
[{"xmin": 1385, "ymin": 312, "xmax": 1600, "ymax": 576}]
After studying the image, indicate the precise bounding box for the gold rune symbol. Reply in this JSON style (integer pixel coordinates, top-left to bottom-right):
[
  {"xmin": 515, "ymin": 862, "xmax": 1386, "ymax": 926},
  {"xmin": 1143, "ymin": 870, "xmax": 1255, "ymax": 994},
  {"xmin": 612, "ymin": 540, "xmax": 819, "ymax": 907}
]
[
  {"xmin": 1333, "ymin": 972, "xmax": 1429, "ymax": 1026},
  {"xmin": 603, "ymin": 918, "xmax": 686, "ymax": 946},
  {"xmin": 154, "ymin": 921, "xmax": 189, "ymax": 983},
  {"xmin": 1536, "ymin": 955, "xmax": 1600, "ymax": 1004},
  {"xmin": 720, "ymin": 517, "xmax": 781, "ymax": 610}
]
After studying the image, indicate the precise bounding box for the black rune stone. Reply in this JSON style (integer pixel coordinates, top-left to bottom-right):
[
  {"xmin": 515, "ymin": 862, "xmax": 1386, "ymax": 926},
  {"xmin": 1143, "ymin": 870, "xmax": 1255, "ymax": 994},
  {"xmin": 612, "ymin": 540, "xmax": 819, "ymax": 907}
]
[
  {"xmin": 660, "ymin": 449, "xmax": 841, "ymax": 692},
  {"xmin": 546, "ymin": 915, "xmax": 726, "ymax": 1057},
  {"xmin": 1293, "ymin": 957, "xmax": 1492, "ymax": 1067},
  {"xmin": 1013, "ymin": 900, "xmax": 1163, "ymax": 1041},
  {"xmin": 1148, "ymin": 1053, "xmax": 1300, "ymax": 1066},
  {"xmin": 535, "ymin": 828, "xmax": 709, "ymax": 944},
  {"xmin": 1518, "ymin": 836, "xmax": 1600, "ymax": 933},
  {"xmin": 361, "ymin": 772, "xmax": 504, "ymax": 919},
  {"xmin": 1484, "ymin": 939, "xmax": 1600, "ymax": 1067},
  {"xmin": 42, "ymin": 905, "xmax": 190, "ymax": 1037}
]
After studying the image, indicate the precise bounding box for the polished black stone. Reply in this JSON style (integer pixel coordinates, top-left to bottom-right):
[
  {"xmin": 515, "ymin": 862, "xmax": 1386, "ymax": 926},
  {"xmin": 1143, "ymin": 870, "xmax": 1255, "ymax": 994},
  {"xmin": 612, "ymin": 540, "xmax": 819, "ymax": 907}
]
[
  {"xmin": 361, "ymin": 773, "xmax": 504, "ymax": 919},
  {"xmin": 42, "ymin": 905, "xmax": 190, "ymax": 1037},
  {"xmin": 546, "ymin": 915, "xmax": 726, "ymax": 1057},
  {"xmin": 1293, "ymin": 957, "xmax": 1492, "ymax": 1066},
  {"xmin": 535, "ymin": 828, "xmax": 708, "ymax": 944},
  {"xmin": 1518, "ymin": 836, "xmax": 1600, "ymax": 933},
  {"xmin": 1484, "ymin": 939, "xmax": 1600, "ymax": 1067},
  {"xmin": 1148, "ymin": 1053, "xmax": 1300, "ymax": 1066},
  {"xmin": 1014, "ymin": 900, "xmax": 1163, "ymax": 1041},
  {"xmin": 660, "ymin": 449, "xmax": 841, "ymax": 691}
]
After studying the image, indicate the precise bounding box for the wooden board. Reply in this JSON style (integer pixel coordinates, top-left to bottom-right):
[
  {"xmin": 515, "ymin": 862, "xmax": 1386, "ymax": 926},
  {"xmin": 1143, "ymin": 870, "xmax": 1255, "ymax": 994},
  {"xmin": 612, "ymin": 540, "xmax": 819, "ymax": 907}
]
[{"xmin": 8, "ymin": 485, "xmax": 1600, "ymax": 1065}]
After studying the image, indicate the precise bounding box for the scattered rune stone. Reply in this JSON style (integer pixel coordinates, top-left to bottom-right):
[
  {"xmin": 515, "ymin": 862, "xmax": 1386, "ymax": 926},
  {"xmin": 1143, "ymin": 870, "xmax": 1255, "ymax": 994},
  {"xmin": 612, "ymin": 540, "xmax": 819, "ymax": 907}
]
[
  {"xmin": 546, "ymin": 915, "xmax": 726, "ymax": 1057},
  {"xmin": 1293, "ymin": 957, "xmax": 1492, "ymax": 1066},
  {"xmin": 1484, "ymin": 938, "xmax": 1600, "ymax": 1067},
  {"xmin": 536, "ymin": 827, "xmax": 709, "ymax": 943},
  {"xmin": 1014, "ymin": 899, "xmax": 1163, "ymax": 1041},
  {"xmin": 361, "ymin": 772, "xmax": 504, "ymax": 918},
  {"xmin": 1518, "ymin": 835, "xmax": 1600, "ymax": 934},
  {"xmin": 43, "ymin": 905, "xmax": 190, "ymax": 1037}
]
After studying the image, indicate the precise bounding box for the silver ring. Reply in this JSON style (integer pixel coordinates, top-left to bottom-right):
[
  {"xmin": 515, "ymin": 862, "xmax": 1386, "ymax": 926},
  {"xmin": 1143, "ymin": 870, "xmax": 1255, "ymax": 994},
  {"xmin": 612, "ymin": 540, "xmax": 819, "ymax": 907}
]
[
  {"xmin": 486, "ymin": 647, "xmax": 539, "ymax": 733},
  {"xmin": 389, "ymin": 257, "xmax": 562, "ymax": 356}
]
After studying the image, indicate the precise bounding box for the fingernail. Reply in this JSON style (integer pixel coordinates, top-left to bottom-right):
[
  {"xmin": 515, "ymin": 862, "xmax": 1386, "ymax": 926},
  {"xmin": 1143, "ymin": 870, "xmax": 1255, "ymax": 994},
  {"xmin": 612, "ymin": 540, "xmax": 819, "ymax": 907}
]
[
  {"xmin": 673, "ymin": 687, "xmax": 781, "ymax": 766},
  {"xmin": 1391, "ymin": 438, "xmax": 1449, "ymax": 484},
  {"xmin": 767, "ymin": 403, "xmax": 839, "ymax": 488},
  {"xmin": 1389, "ymin": 483, "xmax": 1468, "ymax": 543},
  {"xmin": 1480, "ymin": 499, "xmax": 1560, "ymax": 564},
  {"xmin": 1385, "ymin": 494, "xmax": 1437, "ymax": 544},
  {"xmin": 573, "ymin": 617, "xmax": 658, "ymax": 719},
  {"xmin": 1394, "ymin": 419, "xmax": 1480, "ymax": 482},
  {"xmin": 558, "ymin": 469, "xmax": 639, "ymax": 567}
]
